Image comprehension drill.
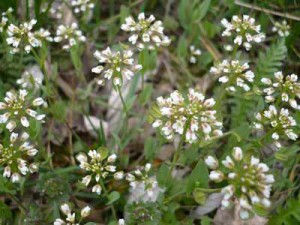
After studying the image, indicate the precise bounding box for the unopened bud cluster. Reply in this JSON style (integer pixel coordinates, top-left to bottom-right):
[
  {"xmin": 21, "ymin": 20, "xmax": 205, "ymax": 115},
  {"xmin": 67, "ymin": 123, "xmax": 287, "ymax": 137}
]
[
  {"xmin": 221, "ymin": 15, "xmax": 265, "ymax": 50},
  {"xmin": 205, "ymin": 147, "xmax": 274, "ymax": 219},
  {"xmin": 272, "ymin": 20, "xmax": 290, "ymax": 37},
  {"xmin": 76, "ymin": 150, "xmax": 124, "ymax": 195},
  {"xmin": 54, "ymin": 203, "xmax": 91, "ymax": 225},
  {"xmin": 152, "ymin": 89, "xmax": 223, "ymax": 143},
  {"xmin": 210, "ymin": 60, "xmax": 255, "ymax": 92}
]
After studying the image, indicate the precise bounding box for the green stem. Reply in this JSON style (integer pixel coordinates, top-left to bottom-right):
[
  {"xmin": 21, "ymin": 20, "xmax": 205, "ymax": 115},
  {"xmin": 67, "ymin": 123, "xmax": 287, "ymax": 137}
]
[
  {"xmin": 140, "ymin": 50, "xmax": 145, "ymax": 91},
  {"xmin": 8, "ymin": 193, "xmax": 27, "ymax": 215},
  {"xmin": 98, "ymin": 177, "xmax": 117, "ymax": 220},
  {"xmin": 169, "ymin": 119, "xmax": 190, "ymax": 178},
  {"xmin": 116, "ymin": 85, "xmax": 128, "ymax": 116}
]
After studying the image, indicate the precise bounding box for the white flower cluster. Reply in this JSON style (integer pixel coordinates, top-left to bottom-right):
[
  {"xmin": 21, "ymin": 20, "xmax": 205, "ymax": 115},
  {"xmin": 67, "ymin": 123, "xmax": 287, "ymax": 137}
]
[
  {"xmin": 54, "ymin": 23, "xmax": 86, "ymax": 50},
  {"xmin": 221, "ymin": 15, "xmax": 265, "ymax": 50},
  {"xmin": 41, "ymin": 1, "xmax": 63, "ymax": 19},
  {"xmin": 76, "ymin": 150, "xmax": 124, "ymax": 195},
  {"xmin": 210, "ymin": 60, "xmax": 255, "ymax": 92},
  {"xmin": 54, "ymin": 203, "xmax": 91, "ymax": 225},
  {"xmin": 0, "ymin": 132, "xmax": 39, "ymax": 183},
  {"xmin": 272, "ymin": 20, "xmax": 290, "ymax": 37},
  {"xmin": 126, "ymin": 163, "xmax": 163, "ymax": 203},
  {"xmin": 92, "ymin": 47, "xmax": 142, "ymax": 87},
  {"xmin": 0, "ymin": 8, "xmax": 13, "ymax": 32},
  {"xmin": 189, "ymin": 45, "xmax": 201, "ymax": 64},
  {"xmin": 261, "ymin": 71, "xmax": 300, "ymax": 109},
  {"xmin": 6, "ymin": 19, "xmax": 52, "ymax": 54},
  {"xmin": 0, "ymin": 89, "xmax": 45, "ymax": 132},
  {"xmin": 121, "ymin": 12, "xmax": 171, "ymax": 50},
  {"xmin": 152, "ymin": 89, "xmax": 223, "ymax": 143},
  {"xmin": 205, "ymin": 147, "xmax": 274, "ymax": 219},
  {"xmin": 17, "ymin": 67, "xmax": 44, "ymax": 90},
  {"xmin": 254, "ymin": 105, "xmax": 298, "ymax": 141},
  {"xmin": 71, "ymin": 0, "xmax": 95, "ymax": 14}
]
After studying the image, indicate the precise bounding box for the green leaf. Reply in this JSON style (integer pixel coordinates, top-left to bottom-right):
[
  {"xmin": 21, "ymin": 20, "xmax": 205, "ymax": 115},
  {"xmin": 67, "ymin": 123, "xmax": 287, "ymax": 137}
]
[
  {"xmin": 269, "ymin": 199, "xmax": 300, "ymax": 225},
  {"xmin": 193, "ymin": 189, "xmax": 207, "ymax": 205},
  {"xmin": 144, "ymin": 137, "xmax": 157, "ymax": 160},
  {"xmin": 106, "ymin": 191, "xmax": 120, "ymax": 205},
  {"xmin": 255, "ymin": 39, "xmax": 287, "ymax": 81},
  {"xmin": 192, "ymin": 0, "xmax": 211, "ymax": 22},
  {"xmin": 97, "ymin": 147, "xmax": 109, "ymax": 160},
  {"xmin": 186, "ymin": 160, "xmax": 209, "ymax": 195},
  {"xmin": 0, "ymin": 201, "xmax": 12, "ymax": 222},
  {"xmin": 139, "ymin": 85, "xmax": 153, "ymax": 106}
]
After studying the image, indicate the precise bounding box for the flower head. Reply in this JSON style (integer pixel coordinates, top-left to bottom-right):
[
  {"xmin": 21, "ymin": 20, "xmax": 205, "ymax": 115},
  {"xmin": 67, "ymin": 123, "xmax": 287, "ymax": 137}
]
[
  {"xmin": 76, "ymin": 150, "xmax": 124, "ymax": 195},
  {"xmin": 0, "ymin": 132, "xmax": 39, "ymax": 183},
  {"xmin": 254, "ymin": 105, "xmax": 298, "ymax": 141},
  {"xmin": 151, "ymin": 89, "xmax": 223, "ymax": 143},
  {"xmin": 261, "ymin": 71, "xmax": 300, "ymax": 109},
  {"xmin": 189, "ymin": 45, "xmax": 201, "ymax": 64},
  {"xmin": 6, "ymin": 20, "xmax": 51, "ymax": 54},
  {"xmin": 205, "ymin": 147, "xmax": 274, "ymax": 219},
  {"xmin": 54, "ymin": 203, "xmax": 91, "ymax": 225},
  {"xmin": 221, "ymin": 15, "xmax": 265, "ymax": 50},
  {"xmin": 210, "ymin": 60, "xmax": 255, "ymax": 92},
  {"xmin": 92, "ymin": 47, "xmax": 142, "ymax": 87},
  {"xmin": 121, "ymin": 12, "xmax": 171, "ymax": 50},
  {"xmin": 127, "ymin": 163, "xmax": 164, "ymax": 203},
  {"xmin": 272, "ymin": 20, "xmax": 290, "ymax": 37},
  {"xmin": 17, "ymin": 66, "xmax": 44, "ymax": 90},
  {"xmin": 0, "ymin": 89, "xmax": 45, "ymax": 132},
  {"xmin": 71, "ymin": 0, "xmax": 94, "ymax": 14},
  {"xmin": 0, "ymin": 8, "xmax": 13, "ymax": 32},
  {"xmin": 54, "ymin": 23, "xmax": 86, "ymax": 50}
]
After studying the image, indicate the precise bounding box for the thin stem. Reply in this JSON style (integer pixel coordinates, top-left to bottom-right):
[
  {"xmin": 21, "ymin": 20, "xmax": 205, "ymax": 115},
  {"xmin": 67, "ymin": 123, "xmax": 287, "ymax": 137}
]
[
  {"xmin": 116, "ymin": 85, "xmax": 128, "ymax": 116},
  {"xmin": 7, "ymin": 193, "xmax": 27, "ymax": 215},
  {"xmin": 140, "ymin": 50, "xmax": 145, "ymax": 91},
  {"xmin": 169, "ymin": 120, "xmax": 190, "ymax": 178},
  {"xmin": 98, "ymin": 177, "xmax": 117, "ymax": 220}
]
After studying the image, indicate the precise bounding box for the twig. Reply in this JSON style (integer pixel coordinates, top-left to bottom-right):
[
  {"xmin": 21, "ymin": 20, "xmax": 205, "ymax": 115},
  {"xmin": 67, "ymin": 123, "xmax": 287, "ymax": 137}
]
[{"xmin": 235, "ymin": 0, "xmax": 300, "ymax": 21}]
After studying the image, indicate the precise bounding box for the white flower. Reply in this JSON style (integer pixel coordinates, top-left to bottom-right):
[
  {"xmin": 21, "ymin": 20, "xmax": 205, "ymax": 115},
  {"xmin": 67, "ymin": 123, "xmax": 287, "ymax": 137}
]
[
  {"xmin": 76, "ymin": 150, "xmax": 123, "ymax": 195},
  {"xmin": 207, "ymin": 147, "xmax": 274, "ymax": 219},
  {"xmin": 254, "ymin": 105, "xmax": 297, "ymax": 141},
  {"xmin": 118, "ymin": 219, "xmax": 125, "ymax": 225},
  {"xmin": 0, "ymin": 89, "xmax": 45, "ymax": 132},
  {"xmin": 261, "ymin": 71, "xmax": 300, "ymax": 109},
  {"xmin": 55, "ymin": 203, "xmax": 92, "ymax": 224},
  {"xmin": 121, "ymin": 12, "xmax": 171, "ymax": 50},
  {"xmin": 272, "ymin": 20, "xmax": 290, "ymax": 37},
  {"xmin": 17, "ymin": 66, "xmax": 44, "ymax": 90},
  {"xmin": 71, "ymin": 0, "xmax": 94, "ymax": 14},
  {"xmin": 221, "ymin": 15, "xmax": 265, "ymax": 50},
  {"xmin": 151, "ymin": 89, "xmax": 223, "ymax": 143},
  {"xmin": 0, "ymin": 132, "xmax": 38, "ymax": 182},
  {"xmin": 92, "ymin": 47, "xmax": 142, "ymax": 87},
  {"xmin": 204, "ymin": 156, "xmax": 219, "ymax": 169},
  {"xmin": 54, "ymin": 23, "xmax": 86, "ymax": 50},
  {"xmin": 189, "ymin": 45, "xmax": 201, "ymax": 64},
  {"xmin": 6, "ymin": 19, "xmax": 51, "ymax": 54},
  {"xmin": 210, "ymin": 60, "xmax": 254, "ymax": 92},
  {"xmin": 80, "ymin": 206, "xmax": 91, "ymax": 218}
]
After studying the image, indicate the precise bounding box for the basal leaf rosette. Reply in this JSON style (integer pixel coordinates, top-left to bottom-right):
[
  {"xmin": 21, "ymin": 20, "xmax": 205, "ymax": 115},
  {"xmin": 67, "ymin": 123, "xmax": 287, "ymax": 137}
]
[{"xmin": 205, "ymin": 147, "xmax": 274, "ymax": 219}]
